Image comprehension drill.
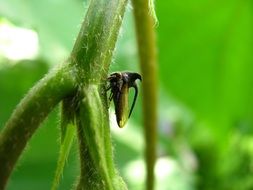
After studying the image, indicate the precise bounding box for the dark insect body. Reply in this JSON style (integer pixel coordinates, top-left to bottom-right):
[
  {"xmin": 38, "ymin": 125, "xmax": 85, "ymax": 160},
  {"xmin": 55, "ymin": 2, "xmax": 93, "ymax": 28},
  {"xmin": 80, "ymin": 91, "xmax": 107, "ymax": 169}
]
[{"xmin": 107, "ymin": 72, "xmax": 142, "ymax": 128}]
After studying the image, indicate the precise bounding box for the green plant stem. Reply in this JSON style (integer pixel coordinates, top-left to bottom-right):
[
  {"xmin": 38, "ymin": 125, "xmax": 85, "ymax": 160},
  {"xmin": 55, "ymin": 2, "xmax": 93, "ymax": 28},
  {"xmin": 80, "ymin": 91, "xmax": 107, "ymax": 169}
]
[
  {"xmin": 70, "ymin": 0, "xmax": 128, "ymax": 189},
  {"xmin": 0, "ymin": 64, "xmax": 76, "ymax": 189},
  {"xmin": 0, "ymin": 0, "xmax": 129, "ymax": 189},
  {"xmin": 131, "ymin": 0, "xmax": 158, "ymax": 190},
  {"xmin": 51, "ymin": 123, "xmax": 75, "ymax": 190},
  {"xmin": 77, "ymin": 86, "xmax": 127, "ymax": 190},
  {"xmin": 77, "ymin": 85, "xmax": 113, "ymax": 189},
  {"xmin": 71, "ymin": 0, "xmax": 128, "ymax": 82}
]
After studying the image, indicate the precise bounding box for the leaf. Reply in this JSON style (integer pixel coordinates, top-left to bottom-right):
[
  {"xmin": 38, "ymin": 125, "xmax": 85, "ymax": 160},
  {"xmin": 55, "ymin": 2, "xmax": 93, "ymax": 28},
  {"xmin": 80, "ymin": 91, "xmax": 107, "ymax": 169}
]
[{"xmin": 0, "ymin": 0, "xmax": 87, "ymax": 63}]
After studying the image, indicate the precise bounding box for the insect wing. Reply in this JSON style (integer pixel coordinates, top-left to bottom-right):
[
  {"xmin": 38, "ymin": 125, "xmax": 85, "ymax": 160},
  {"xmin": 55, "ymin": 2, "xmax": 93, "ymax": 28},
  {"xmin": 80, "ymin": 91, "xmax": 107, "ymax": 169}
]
[{"xmin": 114, "ymin": 84, "xmax": 129, "ymax": 128}]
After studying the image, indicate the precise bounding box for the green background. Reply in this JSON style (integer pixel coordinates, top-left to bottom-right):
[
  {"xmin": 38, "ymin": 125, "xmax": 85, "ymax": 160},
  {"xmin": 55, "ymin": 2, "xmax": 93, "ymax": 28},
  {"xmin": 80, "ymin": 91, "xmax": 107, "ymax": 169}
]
[{"xmin": 0, "ymin": 0, "xmax": 253, "ymax": 189}]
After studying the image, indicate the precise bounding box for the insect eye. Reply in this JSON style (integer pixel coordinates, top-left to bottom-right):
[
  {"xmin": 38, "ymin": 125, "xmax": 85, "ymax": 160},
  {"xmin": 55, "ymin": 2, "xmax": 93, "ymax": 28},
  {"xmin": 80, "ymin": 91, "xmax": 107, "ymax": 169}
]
[{"xmin": 107, "ymin": 72, "xmax": 141, "ymax": 128}]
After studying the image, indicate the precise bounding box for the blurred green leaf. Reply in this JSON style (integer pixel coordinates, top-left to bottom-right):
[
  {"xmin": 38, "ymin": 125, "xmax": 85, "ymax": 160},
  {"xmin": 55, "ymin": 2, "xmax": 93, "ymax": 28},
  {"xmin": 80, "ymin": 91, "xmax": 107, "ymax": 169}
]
[
  {"xmin": 157, "ymin": 0, "xmax": 253, "ymax": 130},
  {"xmin": 0, "ymin": 0, "xmax": 86, "ymax": 63},
  {"xmin": 157, "ymin": 0, "xmax": 253, "ymax": 189}
]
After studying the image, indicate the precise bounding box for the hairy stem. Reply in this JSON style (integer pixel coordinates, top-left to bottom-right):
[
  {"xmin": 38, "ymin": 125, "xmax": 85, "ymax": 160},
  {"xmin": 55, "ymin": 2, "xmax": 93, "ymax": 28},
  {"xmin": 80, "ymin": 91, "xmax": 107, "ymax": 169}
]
[
  {"xmin": 0, "ymin": 0, "xmax": 129, "ymax": 189},
  {"xmin": 77, "ymin": 85, "xmax": 113, "ymax": 189},
  {"xmin": 132, "ymin": 0, "xmax": 158, "ymax": 190},
  {"xmin": 71, "ymin": 0, "xmax": 128, "ymax": 189},
  {"xmin": 51, "ymin": 123, "xmax": 75, "ymax": 190},
  {"xmin": 71, "ymin": 0, "xmax": 128, "ymax": 82},
  {"xmin": 0, "ymin": 64, "xmax": 76, "ymax": 189}
]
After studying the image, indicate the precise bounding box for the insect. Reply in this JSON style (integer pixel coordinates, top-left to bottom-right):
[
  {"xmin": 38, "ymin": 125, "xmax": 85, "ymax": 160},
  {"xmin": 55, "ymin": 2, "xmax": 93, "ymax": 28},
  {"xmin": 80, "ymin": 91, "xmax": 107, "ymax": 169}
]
[{"xmin": 107, "ymin": 72, "xmax": 142, "ymax": 128}]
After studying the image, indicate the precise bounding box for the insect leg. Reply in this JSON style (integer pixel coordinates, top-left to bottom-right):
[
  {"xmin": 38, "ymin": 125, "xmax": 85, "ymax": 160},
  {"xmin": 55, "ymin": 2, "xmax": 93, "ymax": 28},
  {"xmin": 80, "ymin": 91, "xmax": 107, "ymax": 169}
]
[{"xmin": 109, "ymin": 91, "xmax": 114, "ymax": 101}]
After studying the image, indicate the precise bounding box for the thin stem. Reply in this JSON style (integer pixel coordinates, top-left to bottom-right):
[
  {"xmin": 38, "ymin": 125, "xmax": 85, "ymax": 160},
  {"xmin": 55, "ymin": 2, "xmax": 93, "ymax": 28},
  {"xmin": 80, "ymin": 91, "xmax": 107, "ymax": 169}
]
[
  {"xmin": 132, "ymin": 0, "xmax": 158, "ymax": 190},
  {"xmin": 51, "ymin": 123, "xmax": 75, "ymax": 190},
  {"xmin": 0, "ymin": 64, "xmax": 76, "ymax": 189}
]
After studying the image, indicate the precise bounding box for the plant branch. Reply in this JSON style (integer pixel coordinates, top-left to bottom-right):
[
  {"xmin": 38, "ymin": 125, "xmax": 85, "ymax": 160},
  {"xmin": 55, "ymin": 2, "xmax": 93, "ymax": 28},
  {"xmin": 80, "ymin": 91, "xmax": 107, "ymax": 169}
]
[
  {"xmin": 131, "ymin": 0, "xmax": 158, "ymax": 190},
  {"xmin": 51, "ymin": 123, "xmax": 75, "ymax": 190},
  {"xmin": 0, "ymin": 64, "xmax": 76, "ymax": 189},
  {"xmin": 0, "ymin": 0, "xmax": 129, "ymax": 189}
]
